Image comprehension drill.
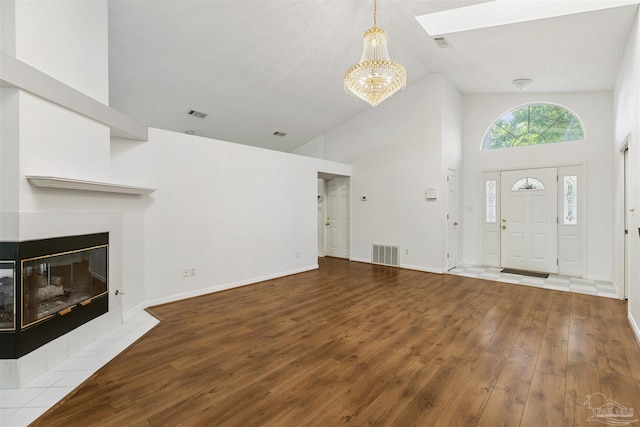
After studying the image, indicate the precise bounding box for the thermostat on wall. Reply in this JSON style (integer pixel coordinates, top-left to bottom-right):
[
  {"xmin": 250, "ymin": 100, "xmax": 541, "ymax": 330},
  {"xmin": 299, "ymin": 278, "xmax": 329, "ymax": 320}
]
[{"xmin": 425, "ymin": 188, "xmax": 438, "ymax": 200}]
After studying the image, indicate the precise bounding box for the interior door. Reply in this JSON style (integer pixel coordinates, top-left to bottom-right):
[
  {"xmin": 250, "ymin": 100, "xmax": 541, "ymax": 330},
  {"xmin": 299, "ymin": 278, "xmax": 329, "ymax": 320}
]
[
  {"xmin": 500, "ymin": 168, "xmax": 558, "ymax": 273},
  {"xmin": 624, "ymin": 147, "xmax": 630, "ymax": 299},
  {"xmin": 327, "ymin": 177, "xmax": 350, "ymax": 259},
  {"xmin": 446, "ymin": 169, "xmax": 458, "ymax": 270}
]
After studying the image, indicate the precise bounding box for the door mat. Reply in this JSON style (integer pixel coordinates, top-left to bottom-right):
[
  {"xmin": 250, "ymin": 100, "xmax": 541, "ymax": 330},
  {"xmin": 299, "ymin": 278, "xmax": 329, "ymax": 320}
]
[{"xmin": 501, "ymin": 268, "xmax": 549, "ymax": 279}]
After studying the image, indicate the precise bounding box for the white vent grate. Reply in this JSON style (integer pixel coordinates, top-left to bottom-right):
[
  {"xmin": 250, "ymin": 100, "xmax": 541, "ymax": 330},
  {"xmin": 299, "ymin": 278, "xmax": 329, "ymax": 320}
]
[
  {"xmin": 433, "ymin": 37, "xmax": 452, "ymax": 48},
  {"xmin": 372, "ymin": 244, "xmax": 399, "ymax": 267}
]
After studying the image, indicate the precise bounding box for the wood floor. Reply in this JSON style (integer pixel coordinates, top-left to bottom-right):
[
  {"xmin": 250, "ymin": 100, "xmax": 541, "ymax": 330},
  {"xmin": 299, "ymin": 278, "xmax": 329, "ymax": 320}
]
[{"xmin": 33, "ymin": 257, "xmax": 640, "ymax": 426}]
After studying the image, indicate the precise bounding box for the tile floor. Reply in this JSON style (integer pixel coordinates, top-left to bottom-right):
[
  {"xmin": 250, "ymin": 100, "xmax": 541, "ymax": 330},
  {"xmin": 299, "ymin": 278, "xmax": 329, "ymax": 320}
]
[
  {"xmin": 0, "ymin": 267, "xmax": 620, "ymax": 427},
  {"xmin": 448, "ymin": 265, "xmax": 619, "ymax": 299},
  {"xmin": 0, "ymin": 311, "xmax": 159, "ymax": 427}
]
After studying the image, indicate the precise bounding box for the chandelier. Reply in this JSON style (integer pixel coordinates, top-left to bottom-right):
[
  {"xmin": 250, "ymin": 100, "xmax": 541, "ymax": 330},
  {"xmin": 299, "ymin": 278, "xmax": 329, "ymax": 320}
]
[{"xmin": 344, "ymin": 0, "xmax": 407, "ymax": 106}]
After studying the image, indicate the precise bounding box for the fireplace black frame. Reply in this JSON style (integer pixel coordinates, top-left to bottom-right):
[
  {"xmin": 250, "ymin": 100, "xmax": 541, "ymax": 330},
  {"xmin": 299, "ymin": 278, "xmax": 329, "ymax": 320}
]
[{"xmin": 0, "ymin": 233, "xmax": 109, "ymax": 359}]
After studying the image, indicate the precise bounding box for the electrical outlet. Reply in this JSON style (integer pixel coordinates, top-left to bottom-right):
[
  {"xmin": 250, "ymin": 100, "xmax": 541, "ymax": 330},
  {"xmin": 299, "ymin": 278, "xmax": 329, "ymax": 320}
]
[
  {"xmin": 190, "ymin": 268, "xmax": 196, "ymax": 276},
  {"xmin": 405, "ymin": 249, "xmax": 409, "ymax": 255},
  {"xmin": 183, "ymin": 268, "xmax": 189, "ymax": 277},
  {"xmin": 296, "ymin": 252, "xmax": 300, "ymax": 258}
]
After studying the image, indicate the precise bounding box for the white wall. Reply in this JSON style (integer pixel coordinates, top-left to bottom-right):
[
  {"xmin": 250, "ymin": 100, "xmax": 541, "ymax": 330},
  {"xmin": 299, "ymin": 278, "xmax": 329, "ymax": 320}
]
[
  {"xmin": 462, "ymin": 92, "xmax": 614, "ymax": 282},
  {"xmin": 614, "ymin": 8, "xmax": 640, "ymax": 341},
  {"xmin": 111, "ymin": 129, "xmax": 351, "ymax": 309},
  {"xmin": 298, "ymin": 74, "xmax": 462, "ymax": 273},
  {"xmin": 14, "ymin": 0, "xmax": 109, "ymax": 103}
]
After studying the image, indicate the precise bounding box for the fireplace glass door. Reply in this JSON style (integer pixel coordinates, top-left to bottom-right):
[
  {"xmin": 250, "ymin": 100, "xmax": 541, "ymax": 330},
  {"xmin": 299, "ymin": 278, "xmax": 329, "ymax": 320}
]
[
  {"xmin": 21, "ymin": 245, "xmax": 108, "ymax": 328},
  {"xmin": 0, "ymin": 262, "xmax": 15, "ymax": 330}
]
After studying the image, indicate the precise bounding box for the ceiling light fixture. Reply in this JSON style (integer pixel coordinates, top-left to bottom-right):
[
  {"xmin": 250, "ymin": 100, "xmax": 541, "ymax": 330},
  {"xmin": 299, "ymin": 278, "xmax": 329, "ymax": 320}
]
[
  {"xmin": 344, "ymin": 0, "xmax": 406, "ymax": 107},
  {"xmin": 513, "ymin": 78, "xmax": 535, "ymax": 91}
]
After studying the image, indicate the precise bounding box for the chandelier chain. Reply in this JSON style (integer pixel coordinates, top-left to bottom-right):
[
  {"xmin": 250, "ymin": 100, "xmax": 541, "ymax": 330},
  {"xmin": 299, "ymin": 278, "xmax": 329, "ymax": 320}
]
[{"xmin": 373, "ymin": 0, "xmax": 377, "ymax": 27}]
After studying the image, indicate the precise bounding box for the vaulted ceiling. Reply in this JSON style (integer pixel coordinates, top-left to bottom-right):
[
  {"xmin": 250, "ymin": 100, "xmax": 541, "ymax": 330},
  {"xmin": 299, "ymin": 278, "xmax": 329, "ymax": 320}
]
[{"xmin": 108, "ymin": 0, "xmax": 639, "ymax": 152}]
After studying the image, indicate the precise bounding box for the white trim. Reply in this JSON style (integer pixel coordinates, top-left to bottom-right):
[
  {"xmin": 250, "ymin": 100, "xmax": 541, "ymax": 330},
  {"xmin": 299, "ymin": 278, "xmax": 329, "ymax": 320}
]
[
  {"xmin": 26, "ymin": 176, "xmax": 156, "ymax": 195},
  {"xmin": 401, "ymin": 263, "xmax": 443, "ymax": 274},
  {"xmin": 351, "ymin": 257, "xmax": 444, "ymax": 274},
  {"xmin": 144, "ymin": 265, "xmax": 318, "ymax": 309},
  {"xmin": 628, "ymin": 312, "xmax": 640, "ymax": 349},
  {"xmin": 123, "ymin": 302, "xmax": 147, "ymax": 322}
]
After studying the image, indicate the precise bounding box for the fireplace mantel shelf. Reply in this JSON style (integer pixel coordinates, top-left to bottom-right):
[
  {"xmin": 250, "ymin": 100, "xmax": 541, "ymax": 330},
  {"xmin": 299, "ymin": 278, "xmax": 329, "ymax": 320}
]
[{"xmin": 26, "ymin": 175, "xmax": 156, "ymax": 195}]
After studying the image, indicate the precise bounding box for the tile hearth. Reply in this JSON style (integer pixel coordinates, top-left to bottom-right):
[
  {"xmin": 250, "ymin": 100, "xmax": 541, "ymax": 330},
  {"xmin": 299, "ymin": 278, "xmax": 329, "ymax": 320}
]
[{"xmin": 0, "ymin": 311, "xmax": 159, "ymax": 427}]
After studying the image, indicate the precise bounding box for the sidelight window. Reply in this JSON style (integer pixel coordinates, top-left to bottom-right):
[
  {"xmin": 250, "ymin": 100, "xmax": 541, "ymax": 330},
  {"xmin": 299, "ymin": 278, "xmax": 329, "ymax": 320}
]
[{"xmin": 563, "ymin": 175, "xmax": 578, "ymax": 225}]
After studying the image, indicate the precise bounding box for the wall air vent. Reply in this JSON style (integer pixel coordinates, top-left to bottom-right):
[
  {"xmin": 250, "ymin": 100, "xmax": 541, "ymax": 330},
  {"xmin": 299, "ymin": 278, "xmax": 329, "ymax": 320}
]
[
  {"xmin": 273, "ymin": 131, "xmax": 287, "ymax": 137},
  {"xmin": 433, "ymin": 37, "xmax": 452, "ymax": 48},
  {"xmin": 372, "ymin": 244, "xmax": 400, "ymax": 267},
  {"xmin": 187, "ymin": 109, "xmax": 208, "ymax": 119}
]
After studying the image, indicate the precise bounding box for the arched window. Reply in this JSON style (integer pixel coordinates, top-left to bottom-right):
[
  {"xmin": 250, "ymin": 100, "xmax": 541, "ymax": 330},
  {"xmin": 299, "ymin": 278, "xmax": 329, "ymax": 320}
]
[
  {"xmin": 482, "ymin": 103, "xmax": 585, "ymax": 150},
  {"xmin": 511, "ymin": 177, "xmax": 544, "ymax": 191}
]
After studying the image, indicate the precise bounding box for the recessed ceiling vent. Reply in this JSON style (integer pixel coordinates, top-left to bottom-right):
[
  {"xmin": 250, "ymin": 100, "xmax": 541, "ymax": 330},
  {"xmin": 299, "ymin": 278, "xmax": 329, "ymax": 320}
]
[
  {"xmin": 187, "ymin": 109, "xmax": 208, "ymax": 119},
  {"xmin": 433, "ymin": 37, "xmax": 452, "ymax": 48},
  {"xmin": 273, "ymin": 131, "xmax": 287, "ymax": 137}
]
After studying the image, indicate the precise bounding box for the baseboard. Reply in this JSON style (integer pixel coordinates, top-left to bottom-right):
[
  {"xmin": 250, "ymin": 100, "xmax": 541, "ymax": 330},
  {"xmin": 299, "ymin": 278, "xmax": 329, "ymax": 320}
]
[
  {"xmin": 349, "ymin": 258, "xmax": 443, "ymax": 274},
  {"xmin": 123, "ymin": 302, "xmax": 147, "ymax": 322},
  {"xmin": 144, "ymin": 265, "xmax": 319, "ymax": 309},
  {"xmin": 628, "ymin": 312, "xmax": 640, "ymax": 350}
]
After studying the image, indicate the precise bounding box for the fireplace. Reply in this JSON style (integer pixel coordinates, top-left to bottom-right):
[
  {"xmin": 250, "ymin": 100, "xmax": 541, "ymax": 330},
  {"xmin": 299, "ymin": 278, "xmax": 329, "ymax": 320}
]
[{"xmin": 0, "ymin": 233, "xmax": 109, "ymax": 359}]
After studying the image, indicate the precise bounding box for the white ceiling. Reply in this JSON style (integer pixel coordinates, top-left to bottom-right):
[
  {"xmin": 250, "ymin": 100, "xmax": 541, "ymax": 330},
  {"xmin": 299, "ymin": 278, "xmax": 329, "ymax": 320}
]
[{"xmin": 108, "ymin": 0, "xmax": 639, "ymax": 152}]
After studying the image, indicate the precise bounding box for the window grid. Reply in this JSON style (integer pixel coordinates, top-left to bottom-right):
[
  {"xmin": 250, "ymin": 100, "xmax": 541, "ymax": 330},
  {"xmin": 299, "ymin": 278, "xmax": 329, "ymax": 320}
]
[{"xmin": 483, "ymin": 104, "xmax": 585, "ymax": 150}]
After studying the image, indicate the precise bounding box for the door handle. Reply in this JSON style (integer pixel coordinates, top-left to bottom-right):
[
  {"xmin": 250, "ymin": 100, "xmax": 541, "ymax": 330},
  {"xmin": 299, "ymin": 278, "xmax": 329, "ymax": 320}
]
[
  {"xmin": 453, "ymin": 222, "xmax": 458, "ymax": 226},
  {"xmin": 502, "ymin": 225, "xmax": 507, "ymax": 230},
  {"xmin": 325, "ymin": 222, "xmax": 330, "ymax": 226}
]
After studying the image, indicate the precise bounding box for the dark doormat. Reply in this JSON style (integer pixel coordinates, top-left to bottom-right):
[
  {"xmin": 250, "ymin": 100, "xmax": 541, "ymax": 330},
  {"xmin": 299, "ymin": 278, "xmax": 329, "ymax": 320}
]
[{"xmin": 501, "ymin": 268, "xmax": 549, "ymax": 279}]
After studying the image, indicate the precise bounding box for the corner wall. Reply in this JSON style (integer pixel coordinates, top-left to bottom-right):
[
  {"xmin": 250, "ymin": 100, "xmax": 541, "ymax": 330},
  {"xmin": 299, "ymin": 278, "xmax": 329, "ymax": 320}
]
[
  {"xmin": 0, "ymin": 0, "xmax": 127, "ymax": 388},
  {"xmin": 614, "ymin": 7, "xmax": 640, "ymax": 343},
  {"xmin": 111, "ymin": 129, "xmax": 352, "ymax": 311},
  {"xmin": 299, "ymin": 74, "xmax": 463, "ymax": 273}
]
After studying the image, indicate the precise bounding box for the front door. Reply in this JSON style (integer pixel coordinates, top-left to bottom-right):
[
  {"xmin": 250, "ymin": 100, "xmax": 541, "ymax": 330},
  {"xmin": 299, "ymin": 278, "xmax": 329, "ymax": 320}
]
[
  {"xmin": 326, "ymin": 177, "xmax": 350, "ymax": 259},
  {"xmin": 500, "ymin": 168, "xmax": 558, "ymax": 273}
]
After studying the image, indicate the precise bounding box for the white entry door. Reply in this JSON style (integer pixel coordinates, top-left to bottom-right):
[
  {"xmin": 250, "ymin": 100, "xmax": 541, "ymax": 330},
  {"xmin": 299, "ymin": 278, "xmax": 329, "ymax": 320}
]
[
  {"xmin": 446, "ymin": 169, "xmax": 458, "ymax": 270},
  {"xmin": 500, "ymin": 168, "xmax": 558, "ymax": 273},
  {"xmin": 327, "ymin": 177, "xmax": 350, "ymax": 258}
]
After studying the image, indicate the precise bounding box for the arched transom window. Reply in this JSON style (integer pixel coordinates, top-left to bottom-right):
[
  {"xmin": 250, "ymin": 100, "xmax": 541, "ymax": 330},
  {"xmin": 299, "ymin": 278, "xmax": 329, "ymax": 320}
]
[{"xmin": 483, "ymin": 104, "xmax": 585, "ymax": 150}]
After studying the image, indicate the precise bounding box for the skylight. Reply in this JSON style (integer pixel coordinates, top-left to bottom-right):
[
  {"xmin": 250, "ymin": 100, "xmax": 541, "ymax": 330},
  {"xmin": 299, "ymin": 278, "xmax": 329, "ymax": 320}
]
[{"xmin": 416, "ymin": 0, "xmax": 640, "ymax": 36}]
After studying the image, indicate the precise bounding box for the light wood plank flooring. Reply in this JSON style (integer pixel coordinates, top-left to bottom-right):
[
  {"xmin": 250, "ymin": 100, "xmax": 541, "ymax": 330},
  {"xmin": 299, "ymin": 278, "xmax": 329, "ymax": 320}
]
[{"xmin": 33, "ymin": 257, "xmax": 640, "ymax": 426}]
